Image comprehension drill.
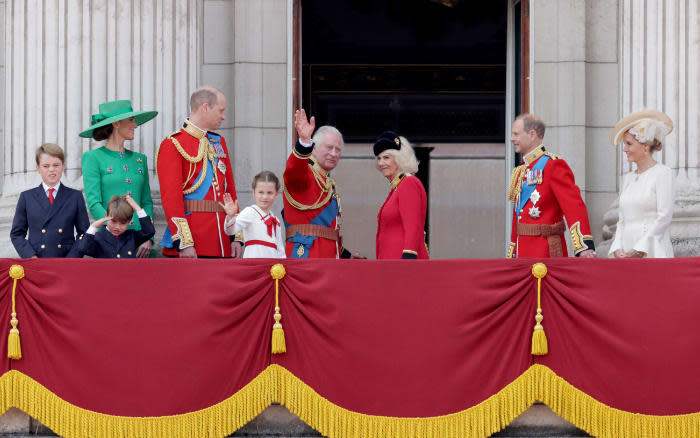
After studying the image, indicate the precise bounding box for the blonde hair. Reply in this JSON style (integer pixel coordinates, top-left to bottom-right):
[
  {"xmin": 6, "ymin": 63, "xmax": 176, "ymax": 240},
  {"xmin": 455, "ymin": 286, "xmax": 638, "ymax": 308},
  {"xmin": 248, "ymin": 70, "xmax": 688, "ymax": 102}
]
[
  {"xmin": 106, "ymin": 195, "xmax": 134, "ymax": 223},
  {"xmin": 35, "ymin": 143, "xmax": 65, "ymax": 165},
  {"xmin": 376, "ymin": 136, "xmax": 419, "ymax": 174}
]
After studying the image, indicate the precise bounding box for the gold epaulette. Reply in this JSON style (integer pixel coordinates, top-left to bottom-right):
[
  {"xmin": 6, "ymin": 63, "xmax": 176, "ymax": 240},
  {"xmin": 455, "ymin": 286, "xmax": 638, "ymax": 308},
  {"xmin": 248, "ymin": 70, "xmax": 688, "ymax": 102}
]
[
  {"xmin": 543, "ymin": 151, "xmax": 561, "ymax": 160},
  {"xmin": 507, "ymin": 164, "xmax": 527, "ymax": 201},
  {"xmin": 154, "ymin": 131, "xmax": 186, "ymax": 173}
]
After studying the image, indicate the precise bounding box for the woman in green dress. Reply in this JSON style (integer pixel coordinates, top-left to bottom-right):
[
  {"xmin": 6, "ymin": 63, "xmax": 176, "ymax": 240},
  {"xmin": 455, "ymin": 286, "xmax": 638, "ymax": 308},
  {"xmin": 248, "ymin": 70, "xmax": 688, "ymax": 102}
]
[{"xmin": 80, "ymin": 100, "xmax": 158, "ymax": 257}]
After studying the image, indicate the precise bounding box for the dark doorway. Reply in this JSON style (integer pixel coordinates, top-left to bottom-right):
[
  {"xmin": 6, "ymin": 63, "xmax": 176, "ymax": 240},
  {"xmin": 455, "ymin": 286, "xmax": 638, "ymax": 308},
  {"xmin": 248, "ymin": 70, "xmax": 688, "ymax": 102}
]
[
  {"xmin": 296, "ymin": 0, "xmax": 510, "ymax": 257},
  {"xmin": 301, "ymin": 0, "xmax": 508, "ymax": 143}
]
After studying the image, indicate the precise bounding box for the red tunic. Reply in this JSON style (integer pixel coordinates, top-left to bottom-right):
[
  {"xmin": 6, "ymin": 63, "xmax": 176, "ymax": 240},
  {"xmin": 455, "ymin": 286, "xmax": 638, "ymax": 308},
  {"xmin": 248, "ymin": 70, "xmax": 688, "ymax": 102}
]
[
  {"xmin": 157, "ymin": 120, "xmax": 238, "ymax": 257},
  {"xmin": 376, "ymin": 175, "xmax": 429, "ymax": 260},
  {"xmin": 507, "ymin": 146, "xmax": 594, "ymax": 258},
  {"xmin": 282, "ymin": 141, "xmax": 341, "ymax": 258}
]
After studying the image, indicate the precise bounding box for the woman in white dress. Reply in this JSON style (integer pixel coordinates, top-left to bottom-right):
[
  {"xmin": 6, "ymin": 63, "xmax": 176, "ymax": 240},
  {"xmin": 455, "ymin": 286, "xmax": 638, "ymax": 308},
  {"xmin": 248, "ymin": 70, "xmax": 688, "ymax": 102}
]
[
  {"xmin": 609, "ymin": 110, "xmax": 675, "ymax": 258},
  {"xmin": 220, "ymin": 171, "xmax": 286, "ymax": 258}
]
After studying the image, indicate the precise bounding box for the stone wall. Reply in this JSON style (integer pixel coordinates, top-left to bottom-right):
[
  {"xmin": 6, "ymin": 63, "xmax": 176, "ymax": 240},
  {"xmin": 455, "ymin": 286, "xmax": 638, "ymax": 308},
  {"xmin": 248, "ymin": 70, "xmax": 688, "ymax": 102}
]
[
  {"xmin": 532, "ymin": 0, "xmax": 620, "ymax": 247},
  {"xmin": 601, "ymin": 0, "xmax": 700, "ymax": 256}
]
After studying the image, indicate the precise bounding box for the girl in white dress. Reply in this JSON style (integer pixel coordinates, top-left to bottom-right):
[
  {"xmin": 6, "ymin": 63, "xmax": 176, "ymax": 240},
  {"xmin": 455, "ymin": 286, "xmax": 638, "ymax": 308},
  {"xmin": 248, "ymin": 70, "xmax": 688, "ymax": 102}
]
[
  {"xmin": 221, "ymin": 171, "xmax": 286, "ymax": 258},
  {"xmin": 609, "ymin": 110, "xmax": 675, "ymax": 258}
]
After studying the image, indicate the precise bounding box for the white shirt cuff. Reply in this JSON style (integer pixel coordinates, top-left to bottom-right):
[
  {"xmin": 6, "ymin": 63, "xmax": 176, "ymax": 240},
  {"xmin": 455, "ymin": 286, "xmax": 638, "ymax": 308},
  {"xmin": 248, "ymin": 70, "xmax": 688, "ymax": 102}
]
[
  {"xmin": 136, "ymin": 208, "xmax": 147, "ymax": 218},
  {"xmin": 299, "ymin": 139, "xmax": 313, "ymax": 147},
  {"xmin": 86, "ymin": 226, "xmax": 97, "ymax": 235}
]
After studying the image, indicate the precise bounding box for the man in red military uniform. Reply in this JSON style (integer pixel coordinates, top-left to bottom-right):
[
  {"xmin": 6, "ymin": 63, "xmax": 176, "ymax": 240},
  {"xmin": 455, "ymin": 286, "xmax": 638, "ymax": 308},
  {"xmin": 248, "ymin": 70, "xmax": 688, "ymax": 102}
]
[
  {"xmin": 157, "ymin": 86, "xmax": 243, "ymax": 258},
  {"xmin": 282, "ymin": 110, "xmax": 360, "ymax": 258},
  {"xmin": 507, "ymin": 113, "xmax": 596, "ymax": 258}
]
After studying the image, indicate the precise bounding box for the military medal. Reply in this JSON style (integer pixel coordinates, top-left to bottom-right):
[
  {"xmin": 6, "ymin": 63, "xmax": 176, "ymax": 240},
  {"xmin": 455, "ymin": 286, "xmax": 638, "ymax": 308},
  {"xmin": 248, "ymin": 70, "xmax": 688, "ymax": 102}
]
[
  {"xmin": 209, "ymin": 137, "xmax": 225, "ymax": 156},
  {"xmin": 526, "ymin": 169, "xmax": 543, "ymax": 186},
  {"xmin": 123, "ymin": 164, "xmax": 129, "ymax": 171},
  {"xmin": 530, "ymin": 189, "xmax": 541, "ymax": 205},
  {"xmin": 529, "ymin": 206, "xmax": 541, "ymax": 218},
  {"xmin": 217, "ymin": 160, "xmax": 227, "ymax": 174},
  {"xmin": 138, "ymin": 167, "xmax": 143, "ymax": 174},
  {"xmin": 125, "ymin": 177, "xmax": 132, "ymax": 184},
  {"xmin": 136, "ymin": 157, "xmax": 142, "ymax": 163},
  {"xmin": 107, "ymin": 166, "xmax": 114, "ymax": 174},
  {"xmin": 297, "ymin": 245, "xmax": 305, "ymax": 257}
]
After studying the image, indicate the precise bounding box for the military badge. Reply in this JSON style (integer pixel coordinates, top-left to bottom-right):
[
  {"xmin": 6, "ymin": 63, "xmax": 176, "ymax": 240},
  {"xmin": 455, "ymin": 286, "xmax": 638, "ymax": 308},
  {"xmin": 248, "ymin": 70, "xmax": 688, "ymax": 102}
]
[
  {"xmin": 136, "ymin": 157, "xmax": 143, "ymax": 163},
  {"xmin": 123, "ymin": 164, "xmax": 129, "ymax": 171},
  {"xmin": 125, "ymin": 177, "xmax": 132, "ymax": 184},
  {"xmin": 212, "ymin": 141, "xmax": 225, "ymax": 157},
  {"xmin": 217, "ymin": 160, "xmax": 227, "ymax": 174},
  {"xmin": 107, "ymin": 166, "xmax": 114, "ymax": 174},
  {"xmin": 528, "ymin": 206, "xmax": 541, "ymax": 219},
  {"xmin": 530, "ymin": 189, "xmax": 541, "ymax": 205},
  {"xmin": 297, "ymin": 245, "xmax": 305, "ymax": 257},
  {"xmin": 138, "ymin": 167, "xmax": 143, "ymax": 174},
  {"xmin": 119, "ymin": 151, "xmax": 125, "ymax": 159}
]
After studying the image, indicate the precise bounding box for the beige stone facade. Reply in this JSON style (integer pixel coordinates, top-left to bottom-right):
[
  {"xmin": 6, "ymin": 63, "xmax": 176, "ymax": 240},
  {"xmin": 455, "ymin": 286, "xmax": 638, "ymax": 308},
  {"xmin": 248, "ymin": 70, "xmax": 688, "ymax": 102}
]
[{"xmin": 2, "ymin": 1, "xmax": 697, "ymax": 434}]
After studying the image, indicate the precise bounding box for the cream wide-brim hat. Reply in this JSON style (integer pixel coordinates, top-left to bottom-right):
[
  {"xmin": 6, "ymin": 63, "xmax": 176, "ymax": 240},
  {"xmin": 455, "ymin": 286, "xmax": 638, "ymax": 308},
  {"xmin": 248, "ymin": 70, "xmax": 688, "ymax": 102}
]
[{"xmin": 611, "ymin": 110, "xmax": 673, "ymax": 145}]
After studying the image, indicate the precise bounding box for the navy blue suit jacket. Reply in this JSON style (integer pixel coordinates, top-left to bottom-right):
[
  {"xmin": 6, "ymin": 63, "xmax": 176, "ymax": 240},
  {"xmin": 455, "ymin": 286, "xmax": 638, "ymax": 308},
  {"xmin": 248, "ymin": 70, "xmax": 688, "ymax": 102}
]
[
  {"xmin": 78, "ymin": 216, "xmax": 155, "ymax": 258},
  {"xmin": 10, "ymin": 184, "xmax": 90, "ymax": 258}
]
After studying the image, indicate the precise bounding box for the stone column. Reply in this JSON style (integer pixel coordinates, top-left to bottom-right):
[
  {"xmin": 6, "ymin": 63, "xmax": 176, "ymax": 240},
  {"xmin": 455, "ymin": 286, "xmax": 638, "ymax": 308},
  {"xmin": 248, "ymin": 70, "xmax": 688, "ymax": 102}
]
[
  {"xmin": 0, "ymin": 0, "xmax": 199, "ymax": 257},
  {"xmin": 601, "ymin": 0, "xmax": 700, "ymax": 256}
]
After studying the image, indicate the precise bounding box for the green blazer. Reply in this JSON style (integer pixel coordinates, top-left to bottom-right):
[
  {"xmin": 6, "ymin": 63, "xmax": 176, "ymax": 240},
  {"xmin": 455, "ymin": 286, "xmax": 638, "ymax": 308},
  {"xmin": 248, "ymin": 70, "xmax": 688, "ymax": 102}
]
[{"xmin": 81, "ymin": 146, "xmax": 154, "ymax": 231}]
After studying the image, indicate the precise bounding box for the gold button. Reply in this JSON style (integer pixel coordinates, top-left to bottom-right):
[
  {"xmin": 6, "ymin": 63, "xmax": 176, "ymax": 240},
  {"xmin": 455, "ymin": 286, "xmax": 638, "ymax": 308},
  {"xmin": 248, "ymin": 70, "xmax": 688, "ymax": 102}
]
[
  {"xmin": 41, "ymin": 244, "xmax": 45, "ymax": 249},
  {"xmin": 117, "ymin": 254, "xmax": 121, "ymax": 258},
  {"xmin": 58, "ymin": 228, "xmax": 63, "ymax": 233},
  {"xmin": 57, "ymin": 244, "xmax": 62, "ymax": 248},
  {"xmin": 41, "ymin": 229, "xmax": 46, "ymax": 233}
]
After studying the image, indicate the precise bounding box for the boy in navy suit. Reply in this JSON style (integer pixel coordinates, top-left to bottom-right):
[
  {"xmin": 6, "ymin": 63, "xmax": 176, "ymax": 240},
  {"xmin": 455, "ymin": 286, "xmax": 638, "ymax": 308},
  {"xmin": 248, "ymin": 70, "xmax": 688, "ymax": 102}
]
[
  {"xmin": 78, "ymin": 194, "xmax": 155, "ymax": 258},
  {"xmin": 11, "ymin": 143, "xmax": 90, "ymax": 258}
]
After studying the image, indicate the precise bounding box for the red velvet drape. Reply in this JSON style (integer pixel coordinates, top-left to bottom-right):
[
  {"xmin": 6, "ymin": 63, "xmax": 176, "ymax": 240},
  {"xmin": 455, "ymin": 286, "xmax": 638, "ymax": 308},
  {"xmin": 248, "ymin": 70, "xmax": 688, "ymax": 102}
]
[{"xmin": 1, "ymin": 257, "xmax": 699, "ymax": 418}]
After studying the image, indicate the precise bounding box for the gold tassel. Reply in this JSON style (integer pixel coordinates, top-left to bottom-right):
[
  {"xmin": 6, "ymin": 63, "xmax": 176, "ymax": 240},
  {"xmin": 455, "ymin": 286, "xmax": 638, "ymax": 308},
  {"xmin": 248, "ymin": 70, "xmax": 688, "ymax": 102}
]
[
  {"xmin": 531, "ymin": 263, "xmax": 548, "ymax": 356},
  {"xmin": 270, "ymin": 264, "xmax": 287, "ymax": 354},
  {"xmin": 8, "ymin": 264, "xmax": 25, "ymax": 360}
]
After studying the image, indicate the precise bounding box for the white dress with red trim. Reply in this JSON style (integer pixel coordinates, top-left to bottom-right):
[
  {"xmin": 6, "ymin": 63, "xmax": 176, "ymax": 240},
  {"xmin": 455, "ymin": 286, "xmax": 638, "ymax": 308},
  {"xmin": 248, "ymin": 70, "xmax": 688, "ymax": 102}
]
[{"xmin": 224, "ymin": 205, "xmax": 286, "ymax": 259}]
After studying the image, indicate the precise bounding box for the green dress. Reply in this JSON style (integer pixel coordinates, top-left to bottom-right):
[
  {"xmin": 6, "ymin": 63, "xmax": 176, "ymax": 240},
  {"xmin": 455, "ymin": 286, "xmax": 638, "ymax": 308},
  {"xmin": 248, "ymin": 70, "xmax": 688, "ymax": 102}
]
[{"xmin": 81, "ymin": 147, "xmax": 154, "ymax": 231}]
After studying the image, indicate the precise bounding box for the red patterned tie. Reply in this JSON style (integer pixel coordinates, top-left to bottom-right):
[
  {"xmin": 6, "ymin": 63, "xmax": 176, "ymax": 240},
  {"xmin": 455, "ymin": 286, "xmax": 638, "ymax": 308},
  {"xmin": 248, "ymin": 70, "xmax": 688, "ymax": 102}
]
[
  {"xmin": 264, "ymin": 216, "xmax": 279, "ymax": 237},
  {"xmin": 48, "ymin": 188, "xmax": 55, "ymax": 205}
]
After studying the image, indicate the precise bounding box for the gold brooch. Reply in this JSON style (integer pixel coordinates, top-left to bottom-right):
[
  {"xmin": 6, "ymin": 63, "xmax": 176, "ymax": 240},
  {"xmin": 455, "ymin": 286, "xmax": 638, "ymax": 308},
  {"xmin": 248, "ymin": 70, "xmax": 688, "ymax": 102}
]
[{"xmin": 394, "ymin": 137, "xmax": 400, "ymax": 146}]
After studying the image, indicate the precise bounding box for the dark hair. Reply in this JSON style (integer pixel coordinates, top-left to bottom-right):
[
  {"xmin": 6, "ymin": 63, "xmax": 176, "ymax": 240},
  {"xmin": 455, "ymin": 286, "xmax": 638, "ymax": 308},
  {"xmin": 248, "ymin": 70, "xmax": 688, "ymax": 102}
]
[
  {"xmin": 106, "ymin": 195, "xmax": 134, "ymax": 223},
  {"xmin": 252, "ymin": 171, "xmax": 280, "ymax": 192},
  {"xmin": 35, "ymin": 143, "xmax": 65, "ymax": 165},
  {"xmin": 92, "ymin": 124, "xmax": 114, "ymax": 141},
  {"xmin": 516, "ymin": 113, "xmax": 546, "ymax": 139}
]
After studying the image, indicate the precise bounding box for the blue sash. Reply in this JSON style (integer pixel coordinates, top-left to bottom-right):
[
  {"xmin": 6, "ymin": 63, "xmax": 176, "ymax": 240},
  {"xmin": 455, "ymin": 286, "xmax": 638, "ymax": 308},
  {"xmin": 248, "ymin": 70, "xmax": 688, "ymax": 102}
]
[
  {"xmin": 282, "ymin": 197, "xmax": 339, "ymax": 259},
  {"xmin": 516, "ymin": 156, "xmax": 549, "ymax": 217}
]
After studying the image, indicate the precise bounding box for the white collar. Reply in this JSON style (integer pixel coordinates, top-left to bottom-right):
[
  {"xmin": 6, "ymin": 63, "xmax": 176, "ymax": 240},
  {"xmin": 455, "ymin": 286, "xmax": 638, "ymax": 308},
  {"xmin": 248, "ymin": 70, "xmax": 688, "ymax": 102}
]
[
  {"xmin": 42, "ymin": 181, "xmax": 61, "ymax": 194},
  {"xmin": 252, "ymin": 205, "xmax": 272, "ymax": 219}
]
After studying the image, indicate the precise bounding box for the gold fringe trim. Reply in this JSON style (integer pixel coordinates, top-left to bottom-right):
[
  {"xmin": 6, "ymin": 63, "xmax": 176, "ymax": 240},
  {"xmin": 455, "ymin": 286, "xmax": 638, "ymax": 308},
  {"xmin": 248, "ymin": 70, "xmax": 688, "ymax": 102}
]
[
  {"xmin": 2, "ymin": 365, "xmax": 700, "ymax": 438},
  {"xmin": 0, "ymin": 369, "xmax": 273, "ymax": 438},
  {"xmin": 274, "ymin": 364, "xmax": 700, "ymax": 438}
]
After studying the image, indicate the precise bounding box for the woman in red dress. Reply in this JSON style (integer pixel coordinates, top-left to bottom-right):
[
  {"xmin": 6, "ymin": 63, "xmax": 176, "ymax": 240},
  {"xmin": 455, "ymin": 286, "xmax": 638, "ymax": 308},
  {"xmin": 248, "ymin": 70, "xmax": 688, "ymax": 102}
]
[{"xmin": 374, "ymin": 131, "xmax": 429, "ymax": 260}]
